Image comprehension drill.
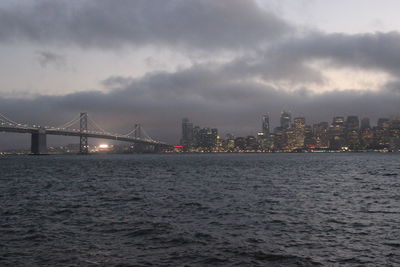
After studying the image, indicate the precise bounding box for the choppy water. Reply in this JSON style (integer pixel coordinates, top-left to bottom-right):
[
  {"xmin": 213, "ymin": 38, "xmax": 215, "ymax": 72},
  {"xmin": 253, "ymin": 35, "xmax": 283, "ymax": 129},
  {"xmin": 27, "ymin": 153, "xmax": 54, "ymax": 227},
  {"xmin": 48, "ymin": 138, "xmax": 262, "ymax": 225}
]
[{"xmin": 0, "ymin": 153, "xmax": 400, "ymax": 266}]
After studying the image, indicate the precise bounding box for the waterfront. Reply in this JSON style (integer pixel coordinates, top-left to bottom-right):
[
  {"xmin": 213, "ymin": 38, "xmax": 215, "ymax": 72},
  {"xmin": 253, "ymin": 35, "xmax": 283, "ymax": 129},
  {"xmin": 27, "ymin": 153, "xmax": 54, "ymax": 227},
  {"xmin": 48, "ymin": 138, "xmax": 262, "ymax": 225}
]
[{"xmin": 1, "ymin": 153, "xmax": 400, "ymax": 266}]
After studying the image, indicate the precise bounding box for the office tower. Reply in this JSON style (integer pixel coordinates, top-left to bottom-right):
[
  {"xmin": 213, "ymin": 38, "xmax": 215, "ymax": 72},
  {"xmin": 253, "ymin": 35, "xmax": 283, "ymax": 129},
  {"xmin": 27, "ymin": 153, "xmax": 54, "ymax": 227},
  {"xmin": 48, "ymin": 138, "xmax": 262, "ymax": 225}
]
[
  {"xmin": 359, "ymin": 117, "xmax": 372, "ymax": 149},
  {"xmin": 280, "ymin": 110, "xmax": 291, "ymax": 129},
  {"xmin": 180, "ymin": 118, "xmax": 193, "ymax": 148},
  {"xmin": 377, "ymin": 118, "xmax": 390, "ymax": 129},
  {"xmin": 304, "ymin": 125, "xmax": 315, "ymax": 148},
  {"xmin": 197, "ymin": 127, "xmax": 218, "ymax": 151},
  {"xmin": 329, "ymin": 118, "xmax": 345, "ymax": 150},
  {"xmin": 257, "ymin": 132, "xmax": 268, "ymax": 150},
  {"xmin": 272, "ymin": 129, "xmax": 286, "ymax": 151},
  {"xmin": 346, "ymin": 116, "xmax": 360, "ymax": 149},
  {"xmin": 346, "ymin": 116, "xmax": 359, "ymax": 130},
  {"xmin": 262, "ymin": 114, "xmax": 270, "ymax": 136},
  {"xmin": 313, "ymin": 122, "xmax": 329, "ymax": 148},
  {"xmin": 293, "ymin": 117, "xmax": 306, "ymax": 148},
  {"xmin": 360, "ymin": 117, "xmax": 371, "ymax": 130}
]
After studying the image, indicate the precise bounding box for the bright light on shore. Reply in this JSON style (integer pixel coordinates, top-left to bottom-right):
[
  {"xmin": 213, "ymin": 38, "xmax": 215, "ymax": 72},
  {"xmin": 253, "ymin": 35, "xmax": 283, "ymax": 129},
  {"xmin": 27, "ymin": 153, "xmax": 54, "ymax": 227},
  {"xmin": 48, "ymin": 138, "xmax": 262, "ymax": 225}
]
[{"xmin": 99, "ymin": 144, "xmax": 109, "ymax": 149}]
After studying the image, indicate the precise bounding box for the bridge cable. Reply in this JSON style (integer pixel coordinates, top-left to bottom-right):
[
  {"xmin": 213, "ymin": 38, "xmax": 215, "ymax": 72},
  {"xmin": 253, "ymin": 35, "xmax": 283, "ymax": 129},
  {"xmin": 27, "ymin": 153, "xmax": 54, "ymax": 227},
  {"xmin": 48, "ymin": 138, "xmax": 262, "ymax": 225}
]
[
  {"xmin": 140, "ymin": 127, "xmax": 155, "ymax": 142},
  {"xmin": 87, "ymin": 116, "xmax": 114, "ymax": 135},
  {"xmin": 120, "ymin": 125, "xmax": 139, "ymax": 137},
  {"xmin": 55, "ymin": 114, "xmax": 82, "ymax": 129},
  {"xmin": 0, "ymin": 113, "xmax": 21, "ymax": 126}
]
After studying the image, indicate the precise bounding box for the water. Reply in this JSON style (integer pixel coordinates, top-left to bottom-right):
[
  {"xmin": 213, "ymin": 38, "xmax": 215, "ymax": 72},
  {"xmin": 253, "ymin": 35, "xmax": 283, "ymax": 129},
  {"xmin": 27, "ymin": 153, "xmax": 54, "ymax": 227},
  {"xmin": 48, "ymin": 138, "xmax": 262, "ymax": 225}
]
[{"xmin": 0, "ymin": 153, "xmax": 399, "ymax": 266}]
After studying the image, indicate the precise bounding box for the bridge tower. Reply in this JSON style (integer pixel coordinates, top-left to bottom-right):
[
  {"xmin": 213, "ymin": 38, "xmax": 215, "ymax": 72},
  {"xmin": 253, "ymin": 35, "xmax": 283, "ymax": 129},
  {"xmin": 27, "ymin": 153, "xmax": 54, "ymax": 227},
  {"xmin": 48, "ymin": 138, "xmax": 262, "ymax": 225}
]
[
  {"xmin": 79, "ymin": 112, "xmax": 88, "ymax": 154},
  {"xmin": 134, "ymin": 124, "xmax": 141, "ymax": 139},
  {"xmin": 31, "ymin": 128, "xmax": 47, "ymax": 154}
]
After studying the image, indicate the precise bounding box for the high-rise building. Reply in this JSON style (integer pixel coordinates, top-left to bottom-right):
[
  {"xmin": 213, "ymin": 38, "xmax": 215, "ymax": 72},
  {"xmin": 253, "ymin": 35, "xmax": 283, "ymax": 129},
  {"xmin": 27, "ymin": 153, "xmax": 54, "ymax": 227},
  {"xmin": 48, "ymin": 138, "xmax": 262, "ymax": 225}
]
[
  {"xmin": 346, "ymin": 116, "xmax": 360, "ymax": 149},
  {"xmin": 304, "ymin": 125, "xmax": 315, "ymax": 148},
  {"xmin": 377, "ymin": 118, "xmax": 390, "ymax": 129},
  {"xmin": 346, "ymin": 116, "xmax": 359, "ymax": 130},
  {"xmin": 293, "ymin": 117, "xmax": 305, "ymax": 148},
  {"xmin": 196, "ymin": 127, "xmax": 218, "ymax": 151},
  {"xmin": 329, "ymin": 117, "xmax": 345, "ymax": 150},
  {"xmin": 280, "ymin": 110, "xmax": 291, "ymax": 129},
  {"xmin": 262, "ymin": 114, "xmax": 270, "ymax": 136},
  {"xmin": 360, "ymin": 117, "xmax": 371, "ymax": 130},
  {"xmin": 313, "ymin": 122, "xmax": 329, "ymax": 148},
  {"xmin": 180, "ymin": 118, "xmax": 193, "ymax": 149}
]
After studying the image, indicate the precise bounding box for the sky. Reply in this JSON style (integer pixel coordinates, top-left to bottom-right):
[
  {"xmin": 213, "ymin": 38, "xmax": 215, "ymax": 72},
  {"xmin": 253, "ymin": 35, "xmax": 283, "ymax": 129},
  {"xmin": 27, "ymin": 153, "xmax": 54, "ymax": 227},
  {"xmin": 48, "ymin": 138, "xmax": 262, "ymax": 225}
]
[{"xmin": 1, "ymin": 0, "xmax": 400, "ymax": 148}]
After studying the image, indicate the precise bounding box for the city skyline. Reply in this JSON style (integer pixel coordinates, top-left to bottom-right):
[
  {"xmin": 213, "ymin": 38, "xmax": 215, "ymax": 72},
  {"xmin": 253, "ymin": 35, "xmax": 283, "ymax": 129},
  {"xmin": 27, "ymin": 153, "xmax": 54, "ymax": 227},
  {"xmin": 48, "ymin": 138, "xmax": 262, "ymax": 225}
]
[{"xmin": 179, "ymin": 112, "xmax": 400, "ymax": 152}]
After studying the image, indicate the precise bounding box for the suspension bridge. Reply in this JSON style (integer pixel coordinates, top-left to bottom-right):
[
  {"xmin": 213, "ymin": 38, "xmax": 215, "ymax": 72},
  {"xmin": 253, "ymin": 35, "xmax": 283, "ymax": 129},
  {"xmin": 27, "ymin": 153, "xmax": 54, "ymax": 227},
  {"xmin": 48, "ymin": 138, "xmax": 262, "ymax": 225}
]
[{"xmin": 0, "ymin": 112, "xmax": 170, "ymax": 154}]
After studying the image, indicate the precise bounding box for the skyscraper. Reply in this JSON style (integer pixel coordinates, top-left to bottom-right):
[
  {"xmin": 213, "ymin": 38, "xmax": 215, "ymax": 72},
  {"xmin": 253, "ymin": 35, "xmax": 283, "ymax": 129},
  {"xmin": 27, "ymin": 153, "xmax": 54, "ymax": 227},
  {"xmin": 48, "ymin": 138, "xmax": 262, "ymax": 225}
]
[
  {"xmin": 280, "ymin": 110, "xmax": 291, "ymax": 130},
  {"xmin": 346, "ymin": 116, "xmax": 360, "ymax": 149},
  {"xmin": 346, "ymin": 116, "xmax": 360, "ymax": 130},
  {"xmin": 293, "ymin": 117, "xmax": 305, "ymax": 148},
  {"xmin": 180, "ymin": 118, "xmax": 193, "ymax": 148},
  {"xmin": 262, "ymin": 113, "xmax": 270, "ymax": 136},
  {"xmin": 360, "ymin": 117, "xmax": 371, "ymax": 130}
]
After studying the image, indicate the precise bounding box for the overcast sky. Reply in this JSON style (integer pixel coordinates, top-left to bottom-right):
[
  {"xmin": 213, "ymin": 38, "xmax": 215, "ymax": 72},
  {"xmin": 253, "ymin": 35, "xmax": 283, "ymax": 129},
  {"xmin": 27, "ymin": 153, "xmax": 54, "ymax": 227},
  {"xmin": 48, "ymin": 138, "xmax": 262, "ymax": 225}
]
[{"xmin": 1, "ymin": 0, "xmax": 400, "ymax": 148}]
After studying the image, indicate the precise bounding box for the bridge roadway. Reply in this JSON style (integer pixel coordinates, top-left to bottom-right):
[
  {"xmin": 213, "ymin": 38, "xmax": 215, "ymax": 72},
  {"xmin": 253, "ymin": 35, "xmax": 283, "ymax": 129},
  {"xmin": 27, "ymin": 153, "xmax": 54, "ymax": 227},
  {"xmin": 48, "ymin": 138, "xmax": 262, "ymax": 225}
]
[{"xmin": 0, "ymin": 125, "xmax": 168, "ymax": 154}]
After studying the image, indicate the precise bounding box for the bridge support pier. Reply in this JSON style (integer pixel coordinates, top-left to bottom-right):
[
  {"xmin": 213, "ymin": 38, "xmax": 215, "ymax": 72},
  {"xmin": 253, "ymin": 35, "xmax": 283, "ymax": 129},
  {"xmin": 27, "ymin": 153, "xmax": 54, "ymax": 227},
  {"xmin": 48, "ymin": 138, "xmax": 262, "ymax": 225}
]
[
  {"xmin": 79, "ymin": 112, "xmax": 89, "ymax": 154},
  {"xmin": 31, "ymin": 129, "xmax": 47, "ymax": 154}
]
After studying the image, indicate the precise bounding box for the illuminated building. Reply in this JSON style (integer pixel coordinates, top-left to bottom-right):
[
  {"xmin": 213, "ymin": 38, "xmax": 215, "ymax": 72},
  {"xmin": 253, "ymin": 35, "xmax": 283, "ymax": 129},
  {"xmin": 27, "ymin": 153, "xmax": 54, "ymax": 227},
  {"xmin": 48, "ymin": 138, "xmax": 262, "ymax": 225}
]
[
  {"xmin": 195, "ymin": 127, "xmax": 218, "ymax": 151},
  {"xmin": 313, "ymin": 122, "xmax": 329, "ymax": 148},
  {"xmin": 345, "ymin": 116, "xmax": 360, "ymax": 150},
  {"xmin": 245, "ymin": 136, "xmax": 258, "ymax": 150},
  {"xmin": 293, "ymin": 117, "xmax": 305, "ymax": 148},
  {"xmin": 225, "ymin": 134, "xmax": 236, "ymax": 151},
  {"xmin": 304, "ymin": 125, "xmax": 315, "ymax": 148},
  {"xmin": 331, "ymin": 117, "xmax": 346, "ymax": 150},
  {"xmin": 273, "ymin": 127, "xmax": 286, "ymax": 151},
  {"xmin": 285, "ymin": 128, "xmax": 296, "ymax": 151},
  {"xmin": 234, "ymin": 137, "xmax": 246, "ymax": 151},
  {"xmin": 257, "ymin": 132, "xmax": 267, "ymax": 150}
]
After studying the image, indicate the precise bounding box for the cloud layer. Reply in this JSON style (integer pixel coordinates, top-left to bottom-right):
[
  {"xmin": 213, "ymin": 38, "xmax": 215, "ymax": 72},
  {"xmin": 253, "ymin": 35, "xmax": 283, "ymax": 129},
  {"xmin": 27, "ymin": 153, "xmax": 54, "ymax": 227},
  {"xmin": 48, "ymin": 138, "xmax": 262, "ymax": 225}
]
[{"xmin": 0, "ymin": 0, "xmax": 291, "ymax": 50}]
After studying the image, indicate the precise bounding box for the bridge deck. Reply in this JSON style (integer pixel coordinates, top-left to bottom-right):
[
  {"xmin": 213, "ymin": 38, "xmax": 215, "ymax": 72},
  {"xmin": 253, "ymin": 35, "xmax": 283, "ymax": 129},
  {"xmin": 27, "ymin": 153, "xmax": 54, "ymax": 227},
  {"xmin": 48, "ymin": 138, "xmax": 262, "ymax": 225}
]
[{"xmin": 0, "ymin": 126, "xmax": 166, "ymax": 146}]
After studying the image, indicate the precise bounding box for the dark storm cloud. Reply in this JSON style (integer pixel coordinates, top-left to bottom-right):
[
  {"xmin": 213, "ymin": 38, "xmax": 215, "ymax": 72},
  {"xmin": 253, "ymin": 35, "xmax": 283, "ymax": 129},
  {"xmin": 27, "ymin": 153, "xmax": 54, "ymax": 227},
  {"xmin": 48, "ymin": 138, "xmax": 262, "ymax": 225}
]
[
  {"xmin": 1, "ymin": 64, "xmax": 399, "ymax": 147},
  {"xmin": 0, "ymin": 0, "xmax": 292, "ymax": 50}
]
